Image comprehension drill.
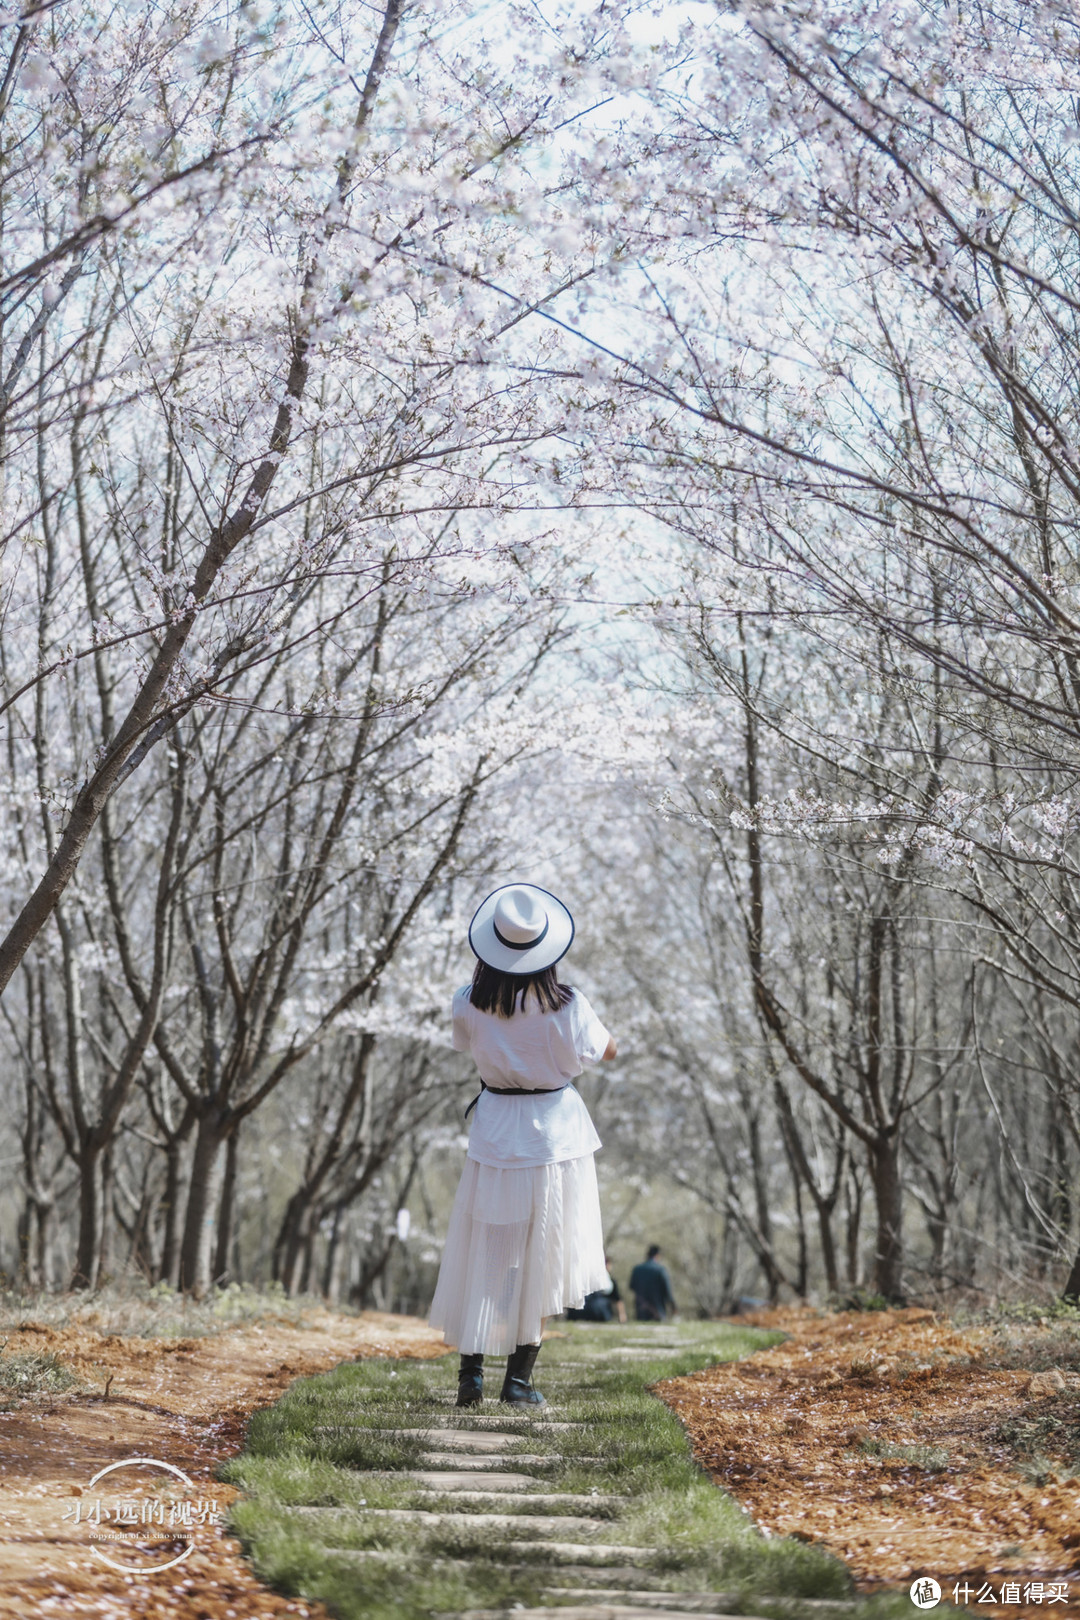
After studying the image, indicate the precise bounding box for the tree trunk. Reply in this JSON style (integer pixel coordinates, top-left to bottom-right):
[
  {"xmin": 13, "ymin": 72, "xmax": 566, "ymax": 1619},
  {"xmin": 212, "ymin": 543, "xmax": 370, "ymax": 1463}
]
[
  {"xmin": 159, "ymin": 1132, "xmax": 186, "ymax": 1287},
  {"xmin": 298, "ymin": 1228, "xmax": 316, "ymax": 1296},
  {"xmin": 272, "ymin": 1032, "xmax": 378, "ymax": 1293},
  {"xmin": 71, "ymin": 1143, "xmax": 102, "ymax": 1289},
  {"xmin": 869, "ymin": 1133, "xmax": 905, "ymax": 1302},
  {"xmin": 1049, "ymin": 1100, "xmax": 1071, "ymax": 1239},
  {"xmin": 177, "ymin": 1113, "xmax": 227, "ymax": 1297},
  {"xmin": 273, "ymin": 1187, "xmax": 312, "ymax": 1295},
  {"xmin": 36, "ymin": 1200, "xmax": 55, "ymax": 1290},
  {"xmin": 98, "ymin": 1142, "xmax": 115, "ymax": 1283},
  {"xmin": 16, "ymin": 1202, "xmax": 34, "ymax": 1289},
  {"xmin": 747, "ymin": 1107, "xmax": 778, "ymax": 1301},
  {"xmin": 154, "ymin": 1102, "xmax": 196, "ymax": 1287},
  {"xmin": 845, "ymin": 1163, "xmax": 864, "ymax": 1288},
  {"xmin": 718, "ymin": 1216, "xmax": 739, "ymax": 1314},
  {"xmin": 1061, "ymin": 1239, "xmax": 1080, "ymax": 1303},
  {"xmin": 19, "ymin": 1202, "xmax": 55, "ymax": 1291},
  {"xmin": 817, "ymin": 1198, "xmax": 840, "ymax": 1297},
  {"xmin": 128, "ymin": 1180, "xmax": 157, "ymax": 1282},
  {"xmin": 322, "ymin": 1207, "xmax": 345, "ymax": 1301},
  {"xmin": 213, "ymin": 1126, "xmax": 240, "ymax": 1286},
  {"xmin": 792, "ymin": 1170, "xmax": 808, "ymax": 1299},
  {"xmin": 771, "ymin": 1073, "xmax": 843, "ymax": 1297},
  {"xmin": 924, "ymin": 1201, "xmax": 948, "ymax": 1283},
  {"xmin": 355, "ymin": 1236, "xmax": 397, "ymax": 1308}
]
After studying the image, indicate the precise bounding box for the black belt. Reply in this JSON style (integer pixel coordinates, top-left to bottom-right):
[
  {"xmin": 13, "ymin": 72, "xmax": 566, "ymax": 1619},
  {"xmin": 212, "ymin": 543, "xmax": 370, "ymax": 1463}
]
[{"xmin": 465, "ymin": 1081, "xmax": 568, "ymax": 1119}]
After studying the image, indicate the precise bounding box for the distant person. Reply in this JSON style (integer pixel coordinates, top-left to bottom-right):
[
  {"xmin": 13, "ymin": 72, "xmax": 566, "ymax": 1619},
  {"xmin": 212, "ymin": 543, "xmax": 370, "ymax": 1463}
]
[
  {"xmin": 567, "ymin": 1256, "xmax": 627, "ymax": 1324},
  {"xmin": 629, "ymin": 1243, "xmax": 676, "ymax": 1321},
  {"xmin": 428, "ymin": 884, "xmax": 618, "ymax": 1407}
]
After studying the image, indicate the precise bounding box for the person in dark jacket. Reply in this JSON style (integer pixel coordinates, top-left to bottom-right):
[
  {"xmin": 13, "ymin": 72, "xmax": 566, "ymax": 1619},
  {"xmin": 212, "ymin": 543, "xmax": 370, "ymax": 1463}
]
[
  {"xmin": 567, "ymin": 1257, "xmax": 627, "ymax": 1323},
  {"xmin": 629, "ymin": 1244, "xmax": 676, "ymax": 1321}
]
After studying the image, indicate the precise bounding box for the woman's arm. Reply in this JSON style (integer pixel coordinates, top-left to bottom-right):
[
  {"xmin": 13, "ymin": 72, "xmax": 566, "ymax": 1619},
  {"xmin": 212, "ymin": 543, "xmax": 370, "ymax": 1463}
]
[{"xmin": 602, "ymin": 1036, "xmax": 617, "ymax": 1060}]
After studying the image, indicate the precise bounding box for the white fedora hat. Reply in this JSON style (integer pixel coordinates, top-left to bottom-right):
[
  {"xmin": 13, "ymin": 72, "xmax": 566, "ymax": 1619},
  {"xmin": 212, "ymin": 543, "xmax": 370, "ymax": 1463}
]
[{"xmin": 468, "ymin": 883, "xmax": 574, "ymax": 975}]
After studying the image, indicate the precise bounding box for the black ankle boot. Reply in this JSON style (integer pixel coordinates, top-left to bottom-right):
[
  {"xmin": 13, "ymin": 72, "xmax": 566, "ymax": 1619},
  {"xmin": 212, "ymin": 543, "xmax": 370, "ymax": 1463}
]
[
  {"xmin": 456, "ymin": 1352, "xmax": 484, "ymax": 1406},
  {"xmin": 500, "ymin": 1342, "xmax": 546, "ymax": 1407}
]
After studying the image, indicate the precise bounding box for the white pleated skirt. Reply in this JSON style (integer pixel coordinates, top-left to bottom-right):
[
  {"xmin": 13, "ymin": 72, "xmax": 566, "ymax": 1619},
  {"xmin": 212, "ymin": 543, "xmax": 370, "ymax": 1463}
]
[{"xmin": 428, "ymin": 1153, "xmax": 608, "ymax": 1356}]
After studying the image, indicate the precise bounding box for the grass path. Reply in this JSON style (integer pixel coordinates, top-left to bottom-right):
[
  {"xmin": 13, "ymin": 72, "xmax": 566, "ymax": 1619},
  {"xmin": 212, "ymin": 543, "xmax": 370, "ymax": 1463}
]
[{"xmin": 223, "ymin": 1321, "xmax": 915, "ymax": 1620}]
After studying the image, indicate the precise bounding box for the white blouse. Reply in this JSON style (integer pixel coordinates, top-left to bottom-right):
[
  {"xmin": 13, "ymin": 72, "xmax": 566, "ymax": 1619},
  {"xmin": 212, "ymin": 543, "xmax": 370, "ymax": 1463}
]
[{"xmin": 452, "ymin": 985, "xmax": 610, "ymax": 1169}]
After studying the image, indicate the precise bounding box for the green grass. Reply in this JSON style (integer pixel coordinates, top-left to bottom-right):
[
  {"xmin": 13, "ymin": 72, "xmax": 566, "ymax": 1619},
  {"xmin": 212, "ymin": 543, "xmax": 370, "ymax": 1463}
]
[
  {"xmin": 0, "ymin": 1348, "xmax": 79, "ymax": 1407},
  {"xmin": 221, "ymin": 1321, "xmax": 920, "ymax": 1620},
  {"xmin": 0, "ymin": 1279, "xmax": 339, "ymax": 1341}
]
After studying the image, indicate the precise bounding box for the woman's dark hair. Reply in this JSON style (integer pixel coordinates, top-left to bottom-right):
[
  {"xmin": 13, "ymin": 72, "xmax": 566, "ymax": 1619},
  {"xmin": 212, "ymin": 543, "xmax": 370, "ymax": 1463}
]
[{"xmin": 469, "ymin": 959, "xmax": 573, "ymax": 1018}]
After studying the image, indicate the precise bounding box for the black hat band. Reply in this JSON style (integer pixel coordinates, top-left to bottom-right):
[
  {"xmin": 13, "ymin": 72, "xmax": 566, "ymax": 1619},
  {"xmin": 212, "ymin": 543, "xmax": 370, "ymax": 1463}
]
[{"xmin": 492, "ymin": 915, "xmax": 549, "ymax": 951}]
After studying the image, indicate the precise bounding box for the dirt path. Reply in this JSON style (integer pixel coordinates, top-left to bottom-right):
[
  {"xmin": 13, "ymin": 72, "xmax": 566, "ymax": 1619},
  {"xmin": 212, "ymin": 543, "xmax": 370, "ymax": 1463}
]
[
  {"xmin": 658, "ymin": 1306, "xmax": 1080, "ymax": 1618},
  {"xmin": 0, "ymin": 1307, "xmax": 447, "ymax": 1619}
]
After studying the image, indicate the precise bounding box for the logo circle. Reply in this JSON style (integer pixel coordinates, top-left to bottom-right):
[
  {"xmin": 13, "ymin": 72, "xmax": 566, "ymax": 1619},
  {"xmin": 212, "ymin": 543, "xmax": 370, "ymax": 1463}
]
[
  {"xmin": 85, "ymin": 1456, "xmax": 197, "ymax": 1575},
  {"xmin": 909, "ymin": 1577, "xmax": 942, "ymax": 1610}
]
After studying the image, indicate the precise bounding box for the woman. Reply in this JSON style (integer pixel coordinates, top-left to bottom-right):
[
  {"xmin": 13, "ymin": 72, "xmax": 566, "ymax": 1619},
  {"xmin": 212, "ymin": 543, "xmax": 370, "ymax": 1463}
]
[{"xmin": 429, "ymin": 883, "xmax": 616, "ymax": 1408}]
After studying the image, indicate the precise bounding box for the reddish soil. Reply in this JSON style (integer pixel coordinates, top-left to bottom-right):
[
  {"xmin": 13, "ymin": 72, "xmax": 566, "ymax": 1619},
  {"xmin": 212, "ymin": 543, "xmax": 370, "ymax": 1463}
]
[
  {"xmin": 658, "ymin": 1306, "xmax": 1080, "ymax": 1618},
  {"xmin": 0, "ymin": 1307, "xmax": 447, "ymax": 1619}
]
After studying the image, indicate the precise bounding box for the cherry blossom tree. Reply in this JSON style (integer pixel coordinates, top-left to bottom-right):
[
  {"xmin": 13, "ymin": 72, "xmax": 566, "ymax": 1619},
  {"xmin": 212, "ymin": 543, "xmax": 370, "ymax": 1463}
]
[
  {"xmin": 0, "ymin": 0, "xmax": 681, "ymax": 1291},
  {"xmin": 0, "ymin": 0, "xmax": 660, "ymax": 994},
  {"xmin": 541, "ymin": 0, "xmax": 1080, "ymax": 1300}
]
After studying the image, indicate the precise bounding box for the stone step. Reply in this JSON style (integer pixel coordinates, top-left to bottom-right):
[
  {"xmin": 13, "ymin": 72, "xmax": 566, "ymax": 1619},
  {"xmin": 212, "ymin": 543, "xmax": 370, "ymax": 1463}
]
[
  {"xmin": 433, "ymin": 1393, "xmax": 581, "ymax": 1405},
  {"xmin": 366, "ymin": 1508, "xmax": 607, "ymax": 1535},
  {"xmin": 545, "ymin": 1597, "xmax": 858, "ymax": 1614},
  {"xmin": 408, "ymin": 1489, "xmax": 625, "ymax": 1511},
  {"xmin": 284, "ymin": 1506, "xmax": 605, "ymax": 1536},
  {"xmin": 324, "ymin": 1560, "xmax": 854, "ymax": 1615},
  {"xmin": 439, "ymin": 1417, "xmax": 582, "ymax": 1431},
  {"xmin": 498, "ymin": 1543, "xmax": 659, "ymax": 1565},
  {"xmin": 587, "ymin": 1347, "xmax": 672, "ymax": 1357},
  {"xmin": 420, "ymin": 1452, "xmax": 570, "ymax": 1469},
  {"xmin": 380, "ymin": 1430, "xmax": 524, "ymax": 1452},
  {"xmin": 457, "ymin": 1609, "xmax": 757, "ymax": 1620},
  {"xmin": 366, "ymin": 1424, "xmax": 577, "ymax": 1446},
  {"xmin": 355, "ymin": 1469, "xmax": 618, "ymax": 1503},
  {"xmin": 323, "ymin": 1551, "xmax": 654, "ymax": 1579},
  {"xmin": 610, "ymin": 1348, "xmax": 681, "ymax": 1355},
  {"xmin": 395, "ymin": 1470, "xmax": 543, "ymax": 1490},
  {"xmin": 517, "ymin": 1568, "xmax": 674, "ymax": 1589},
  {"xmin": 324, "ymin": 1549, "xmax": 400, "ymax": 1562},
  {"xmin": 544, "ymin": 1597, "xmax": 739, "ymax": 1613}
]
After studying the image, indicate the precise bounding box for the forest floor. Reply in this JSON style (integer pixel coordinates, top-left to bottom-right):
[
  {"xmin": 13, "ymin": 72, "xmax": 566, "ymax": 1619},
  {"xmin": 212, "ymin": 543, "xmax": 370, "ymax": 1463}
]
[
  {"xmin": 1, "ymin": 1293, "xmax": 1078, "ymax": 1618},
  {"xmin": 0, "ymin": 1288, "xmax": 447, "ymax": 1619},
  {"xmin": 659, "ymin": 1303, "xmax": 1080, "ymax": 1619}
]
